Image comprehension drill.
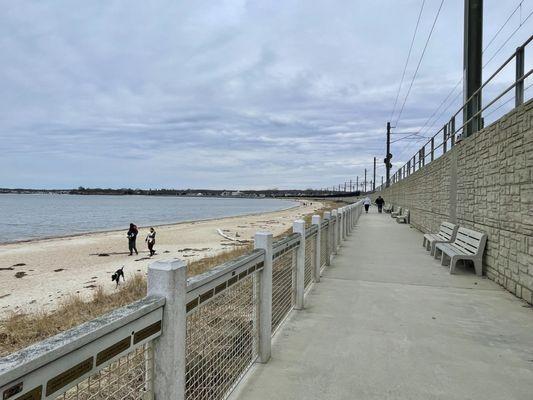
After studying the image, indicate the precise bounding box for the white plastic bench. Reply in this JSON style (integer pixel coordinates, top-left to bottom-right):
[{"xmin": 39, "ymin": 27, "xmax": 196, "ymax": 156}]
[
  {"xmin": 423, "ymin": 222, "xmax": 458, "ymax": 256},
  {"xmin": 391, "ymin": 207, "xmax": 402, "ymax": 218},
  {"xmin": 383, "ymin": 204, "xmax": 393, "ymax": 213},
  {"xmin": 396, "ymin": 209, "xmax": 409, "ymax": 224},
  {"xmin": 434, "ymin": 227, "xmax": 487, "ymax": 276}
]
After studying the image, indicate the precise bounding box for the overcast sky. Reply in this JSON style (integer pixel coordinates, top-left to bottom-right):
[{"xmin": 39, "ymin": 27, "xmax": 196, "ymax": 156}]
[{"xmin": 1, "ymin": 0, "xmax": 531, "ymax": 189}]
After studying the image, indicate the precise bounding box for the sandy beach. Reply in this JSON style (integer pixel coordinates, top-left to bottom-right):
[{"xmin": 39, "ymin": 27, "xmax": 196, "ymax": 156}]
[{"xmin": 0, "ymin": 200, "xmax": 322, "ymax": 317}]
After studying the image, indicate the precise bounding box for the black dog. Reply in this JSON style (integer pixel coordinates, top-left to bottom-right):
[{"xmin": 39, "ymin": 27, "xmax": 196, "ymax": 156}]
[{"xmin": 111, "ymin": 266, "xmax": 125, "ymax": 287}]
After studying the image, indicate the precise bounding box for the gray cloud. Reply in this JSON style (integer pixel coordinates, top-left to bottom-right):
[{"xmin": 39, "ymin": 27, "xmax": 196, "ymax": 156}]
[{"xmin": 0, "ymin": 0, "xmax": 530, "ymax": 189}]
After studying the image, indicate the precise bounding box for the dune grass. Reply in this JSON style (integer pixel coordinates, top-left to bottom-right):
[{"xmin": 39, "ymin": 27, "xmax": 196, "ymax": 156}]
[{"xmin": 0, "ymin": 200, "xmax": 340, "ymax": 357}]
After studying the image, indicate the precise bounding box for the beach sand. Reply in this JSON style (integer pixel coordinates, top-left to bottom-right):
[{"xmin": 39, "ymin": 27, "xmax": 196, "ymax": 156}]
[{"xmin": 0, "ymin": 200, "xmax": 322, "ymax": 317}]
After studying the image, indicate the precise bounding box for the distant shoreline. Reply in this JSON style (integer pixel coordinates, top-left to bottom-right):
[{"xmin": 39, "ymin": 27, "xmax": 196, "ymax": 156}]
[{"xmin": 0, "ymin": 199, "xmax": 300, "ymax": 246}]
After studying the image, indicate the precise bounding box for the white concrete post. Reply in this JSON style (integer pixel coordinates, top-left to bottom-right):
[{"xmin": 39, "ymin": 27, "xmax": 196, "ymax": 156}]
[
  {"xmin": 254, "ymin": 232, "xmax": 273, "ymax": 363},
  {"xmin": 343, "ymin": 208, "xmax": 347, "ymax": 240},
  {"xmin": 148, "ymin": 259, "xmax": 187, "ymax": 400},
  {"xmin": 331, "ymin": 209, "xmax": 338, "ymax": 254},
  {"xmin": 337, "ymin": 209, "xmax": 342, "ymax": 247},
  {"xmin": 293, "ymin": 220, "xmax": 306, "ymax": 310},
  {"xmin": 312, "ymin": 215, "xmax": 321, "ymax": 283},
  {"xmin": 324, "ymin": 211, "xmax": 331, "ymax": 266},
  {"xmin": 346, "ymin": 207, "xmax": 350, "ymax": 235}
]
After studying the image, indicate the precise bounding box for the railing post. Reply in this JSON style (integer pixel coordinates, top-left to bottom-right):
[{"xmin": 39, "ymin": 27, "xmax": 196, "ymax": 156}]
[
  {"xmin": 516, "ymin": 45, "xmax": 525, "ymax": 107},
  {"xmin": 443, "ymin": 124, "xmax": 448, "ymax": 154},
  {"xmin": 342, "ymin": 208, "xmax": 347, "ymax": 241},
  {"xmin": 450, "ymin": 117, "xmax": 456, "ymax": 148},
  {"xmin": 331, "ymin": 209, "xmax": 338, "ymax": 255},
  {"xmin": 148, "ymin": 259, "xmax": 187, "ymax": 400},
  {"xmin": 430, "ymin": 137, "xmax": 434, "ymax": 161},
  {"xmin": 324, "ymin": 211, "xmax": 332, "ymax": 266},
  {"xmin": 407, "ymin": 160, "xmax": 411, "ymax": 176},
  {"xmin": 254, "ymin": 232, "xmax": 273, "ymax": 363},
  {"xmin": 312, "ymin": 215, "xmax": 321, "ymax": 283},
  {"xmin": 293, "ymin": 220, "xmax": 306, "ymax": 310}
]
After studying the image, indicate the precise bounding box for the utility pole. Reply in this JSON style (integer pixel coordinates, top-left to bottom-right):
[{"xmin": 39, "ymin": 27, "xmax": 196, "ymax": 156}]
[
  {"xmin": 385, "ymin": 122, "xmax": 392, "ymax": 187},
  {"xmin": 344, "ymin": 182, "xmax": 346, "ymax": 192},
  {"xmin": 373, "ymin": 157, "xmax": 376, "ymax": 192},
  {"xmin": 356, "ymin": 176, "xmax": 359, "ymax": 191},
  {"xmin": 463, "ymin": 0, "xmax": 483, "ymax": 137},
  {"xmin": 381, "ymin": 176, "xmax": 384, "ymax": 186},
  {"xmin": 364, "ymin": 169, "xmax": 367, "ymax": 192},
  {"xmin": 349, "ymin": 179, "xmax": 352, "ymax": 192}
]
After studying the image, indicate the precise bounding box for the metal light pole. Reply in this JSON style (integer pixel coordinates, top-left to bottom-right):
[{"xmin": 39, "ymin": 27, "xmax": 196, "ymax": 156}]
[
  {"xmin": 385, "ymin": 122, "xmax": 392, "ymax": 187},
  {"xmin": 463, "ymin": 0, "xmax": 483, "ymax": 137},
  {"xmin": 373, "ymin": 157, "xmax": 376, "ymax": 192}
]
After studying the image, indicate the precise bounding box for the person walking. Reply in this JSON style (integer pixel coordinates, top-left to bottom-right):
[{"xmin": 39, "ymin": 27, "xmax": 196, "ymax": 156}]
[
  {"xmin": 363, "ymin": 197, "xmax": 371, "ymax": 213},
  {"xmin": 145, "ymin": 227, "xmax": 156, "ymax": 256},
  {"xmin": 127, "ymin": 223, "xmax": 139, "ymax": 256},
  {"xmin": 375, "ymin": 195, "xmax": 385, "ymax": 213}
]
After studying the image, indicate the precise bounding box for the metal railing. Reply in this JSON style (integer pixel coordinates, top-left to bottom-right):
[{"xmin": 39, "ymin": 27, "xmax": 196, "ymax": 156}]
[
  {"xmin": 0, "ymin": 202, "xmax": 364, "ymax": 400},
  {"xmin": 378, "ymin": 35, "xmax": 532, "ymax": 190},
  {"xmin": 0, "ymin": 297, "xmax": 164, "ymax": 400}
]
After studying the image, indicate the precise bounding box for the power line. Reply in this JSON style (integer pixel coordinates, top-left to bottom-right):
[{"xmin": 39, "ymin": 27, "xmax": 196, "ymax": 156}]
[
  {"xmin": 483, "ymin": 7, "xmax": 533, "ymax": 68},
  {"xmin": 393, "ymin": 0, "xmax": 530, "ymax": 164},
  {"xmin": 394, "ymin": 0, "xmax": 446, "ymax": 128},
  {"xmin": 416, "ymin": 0, "xmax": 529, "ymax": 139},
  {"xmin": 484, "ymin": 1, "xmax": 523, "ymax": 52},
  {"xmin": 389, "ymin": 0, "xmax": 426, "ymax": 122}
]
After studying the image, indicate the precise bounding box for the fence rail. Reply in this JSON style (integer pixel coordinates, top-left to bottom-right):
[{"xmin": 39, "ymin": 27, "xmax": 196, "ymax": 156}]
[
  {"xmin": 379, "ymin": 35, "xmax": 532, "ymax": 190},
  {"xmin": 0, "ymin": 202, "xmax": 364, "ymax": 400}
]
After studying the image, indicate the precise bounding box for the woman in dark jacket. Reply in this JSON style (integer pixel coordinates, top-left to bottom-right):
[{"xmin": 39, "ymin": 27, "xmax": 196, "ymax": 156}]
[{"xmin": 127, "ymin": 223, "xmax": 139, "ymax": 255}]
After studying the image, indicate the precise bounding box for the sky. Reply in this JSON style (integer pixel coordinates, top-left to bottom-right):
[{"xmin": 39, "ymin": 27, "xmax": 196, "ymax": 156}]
[{"xmin": 0, "ymin": 0, "xmax": 531, "ymax": 190}]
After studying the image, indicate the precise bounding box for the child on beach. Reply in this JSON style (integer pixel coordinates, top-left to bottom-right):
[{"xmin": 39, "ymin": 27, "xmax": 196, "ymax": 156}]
[
  {"xmin": 127, "ymin": 223, "xmax": 139, "ymax": 256},
  {"xmin": 146, "ymin": 227, "xmax": 156, "ymax": 256}
]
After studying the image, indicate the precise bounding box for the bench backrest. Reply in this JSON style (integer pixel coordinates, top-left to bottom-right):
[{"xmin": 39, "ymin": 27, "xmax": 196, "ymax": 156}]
[
  {"xmin": 438, "ymin": 222, "xmax": 457, "ymax": 241},
  {"xmin": 453, "ymin": 227, "xmax": 487, "ymax": 255}
]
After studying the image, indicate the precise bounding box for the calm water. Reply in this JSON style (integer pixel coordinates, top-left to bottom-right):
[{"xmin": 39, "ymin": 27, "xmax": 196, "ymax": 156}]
[{"xmin": 0, "ymin": 194, "xmax": 298, "ymax": 243}]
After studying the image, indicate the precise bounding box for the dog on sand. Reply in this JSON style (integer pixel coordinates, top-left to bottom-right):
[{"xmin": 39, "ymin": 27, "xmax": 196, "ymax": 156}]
[{"xmin": 111, "ymin": 266, "xmax": 125, "ymax": 287}]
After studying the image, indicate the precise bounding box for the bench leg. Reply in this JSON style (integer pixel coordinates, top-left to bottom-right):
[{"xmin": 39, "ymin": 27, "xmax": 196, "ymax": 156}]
[
  {"xmin": 473, "ymin": 259, "xmax": 483, "ymax": 276},
  {"xmin": 422, "ymin": 237, "xmax": 426, "ymax": 248},
  {"xmin": 440, "ymin": 251, "xmax": 449, "ymax": 266},
  {"xmin": 434, "ymin": 246, "xmax": 441, "ymax": 259},
  {"xmin": 430, "ymin": 242, "xmax": 435, "ymax": 256},
  {"xmin": 449, "ymin": 257, "xmax": 458, "ymax": 274}
]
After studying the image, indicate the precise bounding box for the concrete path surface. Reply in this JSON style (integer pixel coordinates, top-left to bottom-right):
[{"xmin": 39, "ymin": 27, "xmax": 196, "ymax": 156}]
[{"xmin": 230, "ymin": 207, "xmax": 533, "ymax": 400}]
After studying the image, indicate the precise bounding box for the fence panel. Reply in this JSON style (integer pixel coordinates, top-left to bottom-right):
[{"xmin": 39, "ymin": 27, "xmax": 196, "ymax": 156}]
[
  {"xmin": 55, "ymin": 345, "xmax": 153, "ymax": 400},
  {"xmin": 271, "ymin": 247, "xmax": 295, "ymax": 333},
  {"xmin": 185, "ymin": 271, "xmax": 258, "ymax": 400},
  {"xmin": 320, "ymin": 222, "xmax": 328, "ymax": 269},
  {"xmin": 304, "ymin": 235, "xmax": 315, "ymax": 290}
]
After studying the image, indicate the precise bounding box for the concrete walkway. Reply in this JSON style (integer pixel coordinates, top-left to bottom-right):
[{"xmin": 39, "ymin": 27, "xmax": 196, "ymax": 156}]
[{"xmin": 231, "ymin": 207, "xmax": 533, "ymax": 400}]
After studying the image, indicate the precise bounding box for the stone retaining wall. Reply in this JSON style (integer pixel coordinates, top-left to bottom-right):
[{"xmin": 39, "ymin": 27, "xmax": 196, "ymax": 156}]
[{"xmin": 375, "ymin": 99, "xmax": 533, "ymax": 303}]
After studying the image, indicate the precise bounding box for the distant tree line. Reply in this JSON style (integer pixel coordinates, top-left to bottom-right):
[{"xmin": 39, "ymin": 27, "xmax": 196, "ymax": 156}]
[{"xmin": 0, "ymin": 187, "xmax": 361, "ymax": 198}]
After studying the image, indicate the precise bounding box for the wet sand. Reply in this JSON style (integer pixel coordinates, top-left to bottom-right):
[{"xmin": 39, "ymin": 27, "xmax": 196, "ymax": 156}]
[{"xmin": 0, "ymin": 201, "xmax": 322, "ymax": 317}]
